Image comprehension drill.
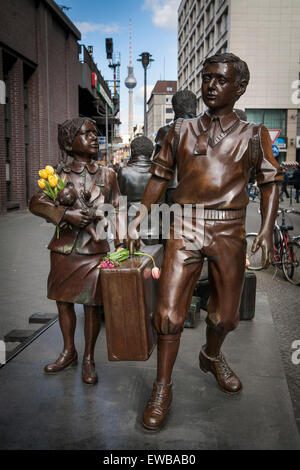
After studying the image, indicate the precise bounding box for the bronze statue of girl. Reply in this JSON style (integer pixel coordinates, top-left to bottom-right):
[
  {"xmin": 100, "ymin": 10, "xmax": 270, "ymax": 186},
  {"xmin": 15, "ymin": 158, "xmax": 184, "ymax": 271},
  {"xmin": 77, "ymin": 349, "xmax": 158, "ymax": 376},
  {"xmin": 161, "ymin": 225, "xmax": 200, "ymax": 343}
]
[{"xmin": 30, "ymin": 117, "xmax": 121, "ymax": 384}]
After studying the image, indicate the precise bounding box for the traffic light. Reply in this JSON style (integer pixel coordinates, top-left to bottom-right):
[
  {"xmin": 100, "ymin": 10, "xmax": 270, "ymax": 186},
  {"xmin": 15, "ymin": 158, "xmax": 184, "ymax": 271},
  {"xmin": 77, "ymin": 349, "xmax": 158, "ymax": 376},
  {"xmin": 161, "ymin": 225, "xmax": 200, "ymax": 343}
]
[{"xmin": 106, "ymin": 38, "xmax": 113, "ymax": 60}]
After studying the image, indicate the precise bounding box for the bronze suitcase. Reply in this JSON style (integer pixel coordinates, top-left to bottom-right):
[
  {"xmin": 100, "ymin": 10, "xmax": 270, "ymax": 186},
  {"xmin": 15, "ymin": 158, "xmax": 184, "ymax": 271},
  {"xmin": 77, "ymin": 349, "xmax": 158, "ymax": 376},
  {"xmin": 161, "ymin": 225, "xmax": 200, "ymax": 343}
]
[{"xmin": 100, "ymin": 244, "xmax": 164, "ymax": 361}]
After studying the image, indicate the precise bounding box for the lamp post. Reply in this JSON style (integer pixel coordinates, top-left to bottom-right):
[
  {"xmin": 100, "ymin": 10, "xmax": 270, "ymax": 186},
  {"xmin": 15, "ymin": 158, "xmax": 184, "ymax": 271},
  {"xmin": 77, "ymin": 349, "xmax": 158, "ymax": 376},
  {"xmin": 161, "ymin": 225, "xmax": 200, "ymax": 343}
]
[{"xmin": 137, "ymin": 52, "xmax": 154, "ymax": 137}]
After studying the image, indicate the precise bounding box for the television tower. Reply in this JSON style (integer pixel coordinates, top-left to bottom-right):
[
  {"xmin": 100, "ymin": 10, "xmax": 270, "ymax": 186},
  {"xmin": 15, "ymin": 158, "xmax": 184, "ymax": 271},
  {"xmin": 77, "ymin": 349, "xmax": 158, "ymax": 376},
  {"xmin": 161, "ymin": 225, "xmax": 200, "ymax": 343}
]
[{"xmin": 124, "ymin": 19, "xmax": 137, "ymax": 137}]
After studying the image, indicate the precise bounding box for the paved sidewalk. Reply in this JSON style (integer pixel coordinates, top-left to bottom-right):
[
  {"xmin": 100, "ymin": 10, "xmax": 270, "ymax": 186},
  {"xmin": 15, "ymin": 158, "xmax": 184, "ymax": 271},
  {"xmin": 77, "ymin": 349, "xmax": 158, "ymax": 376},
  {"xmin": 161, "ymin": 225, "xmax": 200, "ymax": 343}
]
[
  {"xmin": 0, "ymin": 293, "xmax": 299, "ymax": 450},
  {"xmin": 0, "ymin": 210, "xmax": 55, "ymax": 344}
]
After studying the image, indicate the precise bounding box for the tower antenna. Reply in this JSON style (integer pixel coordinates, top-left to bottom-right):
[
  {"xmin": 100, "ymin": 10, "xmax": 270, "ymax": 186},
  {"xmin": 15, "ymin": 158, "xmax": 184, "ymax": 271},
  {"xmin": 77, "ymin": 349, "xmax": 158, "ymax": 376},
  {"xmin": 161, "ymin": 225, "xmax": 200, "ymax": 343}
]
[
  {"xmin": 129, "ymin": 18, "xmax": 132, "ymax": 66},
  {"xmin": 125, "ymin": 18, "xmax": 137, "ymax": 137}
]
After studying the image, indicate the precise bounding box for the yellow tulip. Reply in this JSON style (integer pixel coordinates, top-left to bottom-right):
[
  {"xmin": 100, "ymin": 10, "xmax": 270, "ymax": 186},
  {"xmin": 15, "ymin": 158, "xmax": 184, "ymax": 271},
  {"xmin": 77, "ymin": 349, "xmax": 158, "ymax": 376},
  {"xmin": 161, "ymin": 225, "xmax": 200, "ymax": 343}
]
[
  {"xmin": 48, "ymin": 175, "xmax": 58, "ymax": 188},
  {"xmin": 38, "ymin": 179, "xmax": 46, "ymax": 189},
  {"xmin": 45, "ymin": 165, "xmax": 55, "ymax": 176},
  {"xmin": 39, "ymin": 169, "xmax": 48, "ymax": 179}
]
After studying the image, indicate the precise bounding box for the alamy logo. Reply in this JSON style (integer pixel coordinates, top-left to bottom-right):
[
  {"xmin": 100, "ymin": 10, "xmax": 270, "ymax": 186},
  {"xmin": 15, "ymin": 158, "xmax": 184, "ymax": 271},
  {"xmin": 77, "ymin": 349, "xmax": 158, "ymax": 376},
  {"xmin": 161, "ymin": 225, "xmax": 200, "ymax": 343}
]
[
  {"xmin": 0, "ymin": 340, "xmax": 6, "ymax": 365},
  {"xmin": 291, "ymin": 80, "xmax": 300, "ymax": 105},
  {"xmin": 291, "ymin": 340, "xmax": 300, "ymax": 365}
]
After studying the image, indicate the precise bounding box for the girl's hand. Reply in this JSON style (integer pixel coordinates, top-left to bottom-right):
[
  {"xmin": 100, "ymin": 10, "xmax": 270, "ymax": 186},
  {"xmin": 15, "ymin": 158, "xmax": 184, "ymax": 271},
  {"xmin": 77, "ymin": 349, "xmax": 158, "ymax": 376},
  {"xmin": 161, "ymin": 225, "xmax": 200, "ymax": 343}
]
[{"xmin": 64, "ymin": 209, "xmax": 94, "ymax": 228}]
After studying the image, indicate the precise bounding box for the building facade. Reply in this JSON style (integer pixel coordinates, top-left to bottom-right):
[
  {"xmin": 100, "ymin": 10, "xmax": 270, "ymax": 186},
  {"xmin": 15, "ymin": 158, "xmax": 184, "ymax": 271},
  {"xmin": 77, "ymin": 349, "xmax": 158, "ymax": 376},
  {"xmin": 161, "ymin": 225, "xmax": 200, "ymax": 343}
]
[
  {"xmin": 0, "ymin": 0, "xmax": 81, "ymax": 214},
  {"xmin": 147, "ymin": 80, "xmax": 177, "ymax": 142},
  {"xmin": 78, "ymin": 44, "xmax": 117, "ymax": 165},
  {"xmin": 178, "ymin": 0, "xmax": 300, "ymax": 163}
]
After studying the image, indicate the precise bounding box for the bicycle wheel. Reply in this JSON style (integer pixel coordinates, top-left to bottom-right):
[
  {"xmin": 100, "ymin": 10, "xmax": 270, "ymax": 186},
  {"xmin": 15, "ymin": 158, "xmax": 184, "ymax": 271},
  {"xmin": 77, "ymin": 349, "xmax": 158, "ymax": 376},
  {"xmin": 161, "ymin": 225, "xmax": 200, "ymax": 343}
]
[
  {"xmin": 256, "ymin": 187, "xmax": 261, "ymax": 201},
  {"xmin": 282, "ymin": 241, "xmax": 300, "ymax": 286},
  {"xmin": 246, "ymin": 233, "xmax": 263, "ymax": 270}
]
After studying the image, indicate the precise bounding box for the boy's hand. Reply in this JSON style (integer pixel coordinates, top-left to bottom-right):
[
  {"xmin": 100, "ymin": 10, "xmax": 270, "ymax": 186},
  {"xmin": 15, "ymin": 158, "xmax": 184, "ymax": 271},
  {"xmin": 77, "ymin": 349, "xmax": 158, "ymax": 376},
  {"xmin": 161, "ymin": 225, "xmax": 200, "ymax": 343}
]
[
  {"xmin": 251, "ymin": 230, "xmax": 273, "ymax": 269},
  {"xmin": 126, "ymin": 214, "xmax": 141, "ymax": 255},
  {"xmin": 64, "ymin": 209, "xmax": 94, "ymax": 228}
]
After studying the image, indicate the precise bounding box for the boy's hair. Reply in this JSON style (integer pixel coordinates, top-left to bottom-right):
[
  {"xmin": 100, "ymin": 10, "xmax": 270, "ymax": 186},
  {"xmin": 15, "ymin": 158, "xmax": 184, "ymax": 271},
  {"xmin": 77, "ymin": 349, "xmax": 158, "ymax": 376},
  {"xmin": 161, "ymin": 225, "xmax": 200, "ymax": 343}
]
[
  {"xmin": 172, "ymin": 90, "xmax": 197, "ymax": 119},
  {"xmin": 203, "ymin": 53, "xmax": 250, "ymax": 86},
  {"xmin": 131, "ymin": 136, "xmax": 154, "ymax": 159},
  {"xmin": 58, "ymin": 117, "xmax": 97, "ymax": 156}
]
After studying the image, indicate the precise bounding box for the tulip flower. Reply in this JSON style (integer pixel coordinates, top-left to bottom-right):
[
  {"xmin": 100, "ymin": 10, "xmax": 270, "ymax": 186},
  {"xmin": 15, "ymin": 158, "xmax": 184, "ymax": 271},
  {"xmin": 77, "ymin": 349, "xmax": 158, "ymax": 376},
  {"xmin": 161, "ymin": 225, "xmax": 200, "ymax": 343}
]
[
  {"xmin": 45, "ymin": 165, "xmax": 55, "ymax": 176},
  {"xmin": 152, "ymin": 267, "xmax": 161, "ymax": 279},
  {"xmin": 38, "ymin": 178, "xmax": 46, "ymax": 189},
  {"xmin": 39, "ymin": 169, "xmax": 48, "ymax": 179},
  {"xmin": 48, "ymin": 175, "xmax": 58, "ymax": 188}
]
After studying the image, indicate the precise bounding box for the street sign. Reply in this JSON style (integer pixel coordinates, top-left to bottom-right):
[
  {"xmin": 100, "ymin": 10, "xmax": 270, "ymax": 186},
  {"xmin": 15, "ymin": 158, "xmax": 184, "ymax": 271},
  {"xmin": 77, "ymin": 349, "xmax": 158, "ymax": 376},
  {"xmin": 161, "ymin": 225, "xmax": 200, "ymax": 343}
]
[
  {"xmin": 268, "ymin": 129, "xmax": 281, "ymax": 144},
  {"xmin": 275, "ymin": 137, "xmax": 286, "ymax": 149},
  {"xmin": 98, "ymin": 136, "xmax": 106, "ymax": 144},
  {"xmin": 272, "ymin": 144, "xmax": 279, "ymax": 157}
]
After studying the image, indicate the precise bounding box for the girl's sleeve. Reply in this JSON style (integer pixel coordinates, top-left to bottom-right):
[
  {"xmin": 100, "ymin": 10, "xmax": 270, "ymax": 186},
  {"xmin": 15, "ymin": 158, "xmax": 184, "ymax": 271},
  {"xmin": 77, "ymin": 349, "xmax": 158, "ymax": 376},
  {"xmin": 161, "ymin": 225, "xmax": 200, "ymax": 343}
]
[{"xmin": 29, "ymin": 193, "xmax": 67, "ymax": 226}]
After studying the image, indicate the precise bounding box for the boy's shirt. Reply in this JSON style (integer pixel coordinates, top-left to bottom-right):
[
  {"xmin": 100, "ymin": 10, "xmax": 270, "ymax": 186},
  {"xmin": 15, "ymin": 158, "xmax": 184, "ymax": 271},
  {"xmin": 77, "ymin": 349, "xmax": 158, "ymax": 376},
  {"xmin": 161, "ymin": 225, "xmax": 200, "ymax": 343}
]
[{"xmin": 150, "ymin": 111, "xmax": 283, "ymax": 210}]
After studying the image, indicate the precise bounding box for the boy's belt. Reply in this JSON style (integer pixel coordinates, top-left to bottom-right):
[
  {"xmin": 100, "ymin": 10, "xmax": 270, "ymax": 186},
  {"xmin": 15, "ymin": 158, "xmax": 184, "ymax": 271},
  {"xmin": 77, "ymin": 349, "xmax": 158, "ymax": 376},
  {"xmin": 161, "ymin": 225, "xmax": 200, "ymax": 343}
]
[{"xmin": 179, "ymin": 207, "xmax": 246, "ymax": 220}]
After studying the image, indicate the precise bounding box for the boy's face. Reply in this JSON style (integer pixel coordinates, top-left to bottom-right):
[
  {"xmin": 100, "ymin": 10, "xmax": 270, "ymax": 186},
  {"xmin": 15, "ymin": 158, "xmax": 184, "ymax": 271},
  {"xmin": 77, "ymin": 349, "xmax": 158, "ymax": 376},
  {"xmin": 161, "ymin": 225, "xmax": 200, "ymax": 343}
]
[
  {"xmin": 71, "ymin": 121, "xmax": 99, "ymax": 158},
  {"xmin": 202, "ymin": 62, "xmax": 247, "ymax": 113}
]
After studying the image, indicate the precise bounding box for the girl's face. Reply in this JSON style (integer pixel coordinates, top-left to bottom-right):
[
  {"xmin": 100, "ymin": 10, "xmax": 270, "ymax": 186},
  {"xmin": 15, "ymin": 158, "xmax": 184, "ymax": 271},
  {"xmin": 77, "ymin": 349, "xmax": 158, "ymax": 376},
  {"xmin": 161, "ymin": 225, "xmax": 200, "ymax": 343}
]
[{"xmin": 71, "ymin": 121, "xmax": 99, "ymax": 158}]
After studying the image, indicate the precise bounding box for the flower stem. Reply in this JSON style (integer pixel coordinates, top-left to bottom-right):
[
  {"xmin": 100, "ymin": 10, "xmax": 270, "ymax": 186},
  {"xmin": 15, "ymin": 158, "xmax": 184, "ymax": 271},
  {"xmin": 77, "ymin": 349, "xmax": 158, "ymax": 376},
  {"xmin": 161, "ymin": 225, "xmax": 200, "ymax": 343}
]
[{"xmin": 134, "ymin": 251, "xmax": 156, "ymax": 268}]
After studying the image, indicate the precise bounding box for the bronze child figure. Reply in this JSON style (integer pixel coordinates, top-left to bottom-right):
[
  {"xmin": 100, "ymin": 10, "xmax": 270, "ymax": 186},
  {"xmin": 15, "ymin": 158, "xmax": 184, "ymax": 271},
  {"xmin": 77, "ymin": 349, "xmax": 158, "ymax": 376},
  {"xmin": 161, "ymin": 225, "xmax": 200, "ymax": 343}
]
[
  {"xmin": 128, "ymin": 53, "xmax": 282, "ymax": 429},
  {"xmin": 30, "ymin": 117, "xmax": 121, "ymax": 384}
]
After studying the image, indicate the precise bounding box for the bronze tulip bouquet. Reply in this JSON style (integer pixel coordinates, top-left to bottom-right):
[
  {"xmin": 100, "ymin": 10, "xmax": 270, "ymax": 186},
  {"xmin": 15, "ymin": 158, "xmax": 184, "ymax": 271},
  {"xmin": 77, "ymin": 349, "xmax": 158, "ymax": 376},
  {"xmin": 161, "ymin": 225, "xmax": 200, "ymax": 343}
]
[
  {"xmin": 37, "ymin": 165, "xmax": 68, "ymax": 238},
  {"xmin": 37, "ymin": 165, "xmax": 66, "ymax": 200},
  {"xmin": 98, "ymin": 248, "xmax": 161, "ymax": 279}
]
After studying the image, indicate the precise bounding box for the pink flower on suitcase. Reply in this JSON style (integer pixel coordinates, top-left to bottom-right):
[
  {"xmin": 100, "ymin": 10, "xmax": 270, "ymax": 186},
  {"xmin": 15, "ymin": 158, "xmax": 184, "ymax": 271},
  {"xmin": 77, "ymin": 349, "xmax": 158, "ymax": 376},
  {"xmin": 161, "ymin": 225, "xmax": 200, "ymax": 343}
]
[
  {"xmin": 152, "ymin": 267, "xmax": 161, "ymax": 279},
  {"xmin": 98, "ymin": 249, "xmax": 160, "ymax": 277}
]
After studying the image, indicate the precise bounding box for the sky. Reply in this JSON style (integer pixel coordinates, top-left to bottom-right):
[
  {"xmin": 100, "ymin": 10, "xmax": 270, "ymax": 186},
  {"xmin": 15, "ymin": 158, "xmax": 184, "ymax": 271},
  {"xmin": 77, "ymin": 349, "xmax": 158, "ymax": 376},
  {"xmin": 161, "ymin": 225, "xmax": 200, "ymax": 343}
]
[{"xmin": 62, "ymin": 0, "xmax": 181, "ymax": 137}]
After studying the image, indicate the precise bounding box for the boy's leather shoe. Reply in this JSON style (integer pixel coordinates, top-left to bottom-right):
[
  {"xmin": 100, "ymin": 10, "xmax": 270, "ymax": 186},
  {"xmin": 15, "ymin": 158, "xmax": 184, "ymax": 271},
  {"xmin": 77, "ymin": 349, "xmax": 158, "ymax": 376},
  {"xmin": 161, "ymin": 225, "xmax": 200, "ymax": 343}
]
[
  {"xmin": 82, "ymin": 358, "xmax": 98, "ymax": 384},
  {"xmin": 199, "ymin": 347, "xmax": 242, "ymax": 395},
  {"xmin": 142, "ymin": 381, "xmax": 172, "ymax": 430},
  {"xmin": 44, "ymin": 350, "xmax": 78, "ymax": 373}
]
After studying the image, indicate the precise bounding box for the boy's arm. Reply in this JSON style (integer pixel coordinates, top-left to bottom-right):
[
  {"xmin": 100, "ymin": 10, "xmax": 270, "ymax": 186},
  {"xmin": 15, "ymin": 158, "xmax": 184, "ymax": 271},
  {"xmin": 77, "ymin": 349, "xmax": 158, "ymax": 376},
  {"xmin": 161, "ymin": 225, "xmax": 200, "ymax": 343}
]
[
  {"xmin": 251, "ymin": 182, "xmax": 279, "ymax": 268},
  {"xmin": 252, "ymin": 125, "xmax": 283, "ymax": 268}
]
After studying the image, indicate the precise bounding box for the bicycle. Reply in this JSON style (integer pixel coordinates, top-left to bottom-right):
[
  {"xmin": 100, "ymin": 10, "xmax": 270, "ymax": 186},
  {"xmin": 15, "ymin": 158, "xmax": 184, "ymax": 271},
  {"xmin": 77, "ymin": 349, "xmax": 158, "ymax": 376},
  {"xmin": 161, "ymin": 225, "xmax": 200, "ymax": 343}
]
[{"xmin": 246, "ymin": 208, "xmax": 300, "ymax": 285}]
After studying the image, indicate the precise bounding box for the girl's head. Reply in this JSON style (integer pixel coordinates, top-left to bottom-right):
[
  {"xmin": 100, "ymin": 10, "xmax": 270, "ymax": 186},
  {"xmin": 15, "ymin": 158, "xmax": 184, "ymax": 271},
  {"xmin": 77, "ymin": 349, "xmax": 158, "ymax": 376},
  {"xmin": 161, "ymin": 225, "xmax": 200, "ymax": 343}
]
[{"xmin": 58, "ymin": 117, "xmax": 99, "ymax": 160}]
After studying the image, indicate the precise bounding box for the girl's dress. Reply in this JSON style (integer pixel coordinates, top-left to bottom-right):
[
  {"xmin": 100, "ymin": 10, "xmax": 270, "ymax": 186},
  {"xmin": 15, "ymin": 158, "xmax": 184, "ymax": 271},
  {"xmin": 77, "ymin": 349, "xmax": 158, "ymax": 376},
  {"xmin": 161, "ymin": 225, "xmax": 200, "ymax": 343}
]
[{"xmin": 29, "ymin": 160, "xmax": 121, "ymax": 306}]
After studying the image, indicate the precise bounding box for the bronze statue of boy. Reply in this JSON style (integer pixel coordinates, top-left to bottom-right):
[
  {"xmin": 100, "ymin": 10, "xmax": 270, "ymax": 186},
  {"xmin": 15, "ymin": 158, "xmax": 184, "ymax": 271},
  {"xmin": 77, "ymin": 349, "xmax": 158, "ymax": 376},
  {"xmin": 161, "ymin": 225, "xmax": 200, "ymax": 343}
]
[{"xmin": 128, "ymin": 53, "xmax": 282, "ymax": 430}]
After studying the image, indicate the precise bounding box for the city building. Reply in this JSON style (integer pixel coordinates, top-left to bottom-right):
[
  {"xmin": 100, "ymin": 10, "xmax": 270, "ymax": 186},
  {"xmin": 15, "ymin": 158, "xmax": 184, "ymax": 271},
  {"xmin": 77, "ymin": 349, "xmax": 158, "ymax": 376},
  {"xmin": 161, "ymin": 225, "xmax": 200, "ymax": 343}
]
[
  {"xmin": 147, "ymin": 80, "xmax": 177, "ymax": 142},
  {"xmin": 132, "ymin": 122, "xmax": 144, "ymax": 138},
  {"xmin": 178, "ymin": 0, "xmax": 300, "ymax": 163},
  {"xmin": 78, "ymin": 44, "xmax": 118, "ymax": 165},
  {"xmin": 0, "ymin": 0, "xmax": 81, "ymax": 214}
]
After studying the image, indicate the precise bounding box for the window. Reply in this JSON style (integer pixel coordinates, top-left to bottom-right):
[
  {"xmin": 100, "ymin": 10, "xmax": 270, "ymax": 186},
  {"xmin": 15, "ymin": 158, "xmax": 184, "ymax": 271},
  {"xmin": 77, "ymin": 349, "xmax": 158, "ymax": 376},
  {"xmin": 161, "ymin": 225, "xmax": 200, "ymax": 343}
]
[
  {"xmin": 166, "ymin": 119, "xmax": 173, "ymax": 124},
  {"xmin": 224, "ymin": 11, "xmax": 229, "ymax": 31},
  {"xmin": 206, "ymin": 35, "xmax": 210, "ymax": 51},
  {"xmin": 166, "ymin": 107, "xmax": 173, "ymax": 114},
  {"xmin": 217, "ymin": 19, "xmax": 223, "ymax": 37},
  {"xmin": 166, "ymin": 87, "xmax": 173, "ymax": 92},
  {"xmin": 166, "ymin": 98, "xmax": 171, "ymax": 103},
  {"xmin": 245, "ymin": 109, "xmax": 287, "ymax": 137}
]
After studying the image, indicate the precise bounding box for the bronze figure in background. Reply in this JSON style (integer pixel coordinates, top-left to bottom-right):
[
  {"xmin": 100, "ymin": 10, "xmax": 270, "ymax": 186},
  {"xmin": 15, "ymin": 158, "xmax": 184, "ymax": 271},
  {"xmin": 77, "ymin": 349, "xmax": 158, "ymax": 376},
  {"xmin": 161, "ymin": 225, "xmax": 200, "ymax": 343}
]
[
  {"xmin": 118, "ymin": 136, "xmax": 161, "ymax": 244},
  {"xmin": 154, "ymin": 90, "xmax": 197, "ymax": 205}
]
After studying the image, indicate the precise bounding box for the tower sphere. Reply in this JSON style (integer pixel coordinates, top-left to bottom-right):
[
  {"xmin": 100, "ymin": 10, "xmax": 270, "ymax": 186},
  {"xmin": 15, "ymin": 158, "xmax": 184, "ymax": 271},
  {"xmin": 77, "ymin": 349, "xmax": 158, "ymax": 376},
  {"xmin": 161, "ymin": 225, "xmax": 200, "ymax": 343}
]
[{"xmin": 125, "ymin": 66, "xmax": 137, "ymax": 89}]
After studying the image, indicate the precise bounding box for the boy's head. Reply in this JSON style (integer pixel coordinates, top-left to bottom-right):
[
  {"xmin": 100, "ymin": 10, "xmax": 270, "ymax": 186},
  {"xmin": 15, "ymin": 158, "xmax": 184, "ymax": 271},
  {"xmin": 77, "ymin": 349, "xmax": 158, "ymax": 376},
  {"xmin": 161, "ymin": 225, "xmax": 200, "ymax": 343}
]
[
  {"xmin": 172, "ymin": 90, "xmax": 197, "ymax": 119},
  {"xmin": 58, "ymin": 117, "xmax": 99, "ymax": 159},
  {"xmin": 202, "ymin": 53, "xmax": 250, "ymax": 112},
  {"xmin": 131, "ymin": 136, "xmax": 154, "ymax": 160}
]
